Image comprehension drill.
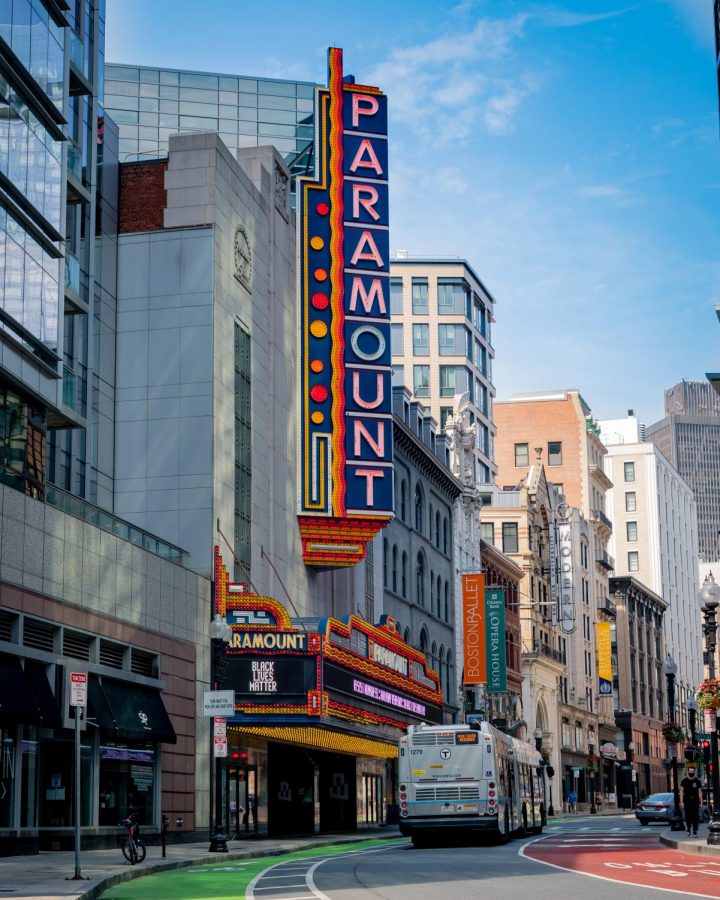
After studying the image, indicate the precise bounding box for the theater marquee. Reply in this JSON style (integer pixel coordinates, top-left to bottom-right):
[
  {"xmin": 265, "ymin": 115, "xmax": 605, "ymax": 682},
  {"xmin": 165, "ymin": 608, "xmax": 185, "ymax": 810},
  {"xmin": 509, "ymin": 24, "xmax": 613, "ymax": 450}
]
[{"xmin": 297, "ymin": 47, "xmax": 393, "ymax": 567}]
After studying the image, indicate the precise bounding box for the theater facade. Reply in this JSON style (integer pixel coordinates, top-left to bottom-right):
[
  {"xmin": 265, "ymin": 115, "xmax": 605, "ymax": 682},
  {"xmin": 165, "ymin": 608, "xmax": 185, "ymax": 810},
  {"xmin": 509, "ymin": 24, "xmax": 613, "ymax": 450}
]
[{"xmin": 214, "ymin": 550, "xmax": 442, "ymax": 836}]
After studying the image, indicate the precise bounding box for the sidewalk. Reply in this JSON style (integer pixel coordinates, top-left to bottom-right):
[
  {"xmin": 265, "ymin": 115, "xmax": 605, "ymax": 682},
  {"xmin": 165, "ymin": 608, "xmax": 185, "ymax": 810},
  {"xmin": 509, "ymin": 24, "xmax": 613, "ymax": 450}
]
[
  {"xmin": 0, "ymin": 829, "xmax": 402, "ymax": 900},
  {"xmin": 660, "ymin": 823, "xmax": 720, "ymax": 855}
]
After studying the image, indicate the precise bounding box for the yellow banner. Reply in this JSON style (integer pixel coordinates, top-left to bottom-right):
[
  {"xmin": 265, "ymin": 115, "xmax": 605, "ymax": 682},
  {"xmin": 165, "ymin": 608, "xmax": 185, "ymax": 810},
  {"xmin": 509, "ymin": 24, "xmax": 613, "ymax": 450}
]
[{"xmin": 596, "ymin": 621, "xmax": 613, "ymax": 696}]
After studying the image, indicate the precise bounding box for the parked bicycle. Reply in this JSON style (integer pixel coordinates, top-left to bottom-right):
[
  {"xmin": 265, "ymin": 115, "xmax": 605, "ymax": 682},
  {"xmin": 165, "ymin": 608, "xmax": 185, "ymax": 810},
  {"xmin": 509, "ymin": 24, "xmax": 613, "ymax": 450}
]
[{"xmin": 120, "ymin": 813, "xmax": 146, "ymax": 864}]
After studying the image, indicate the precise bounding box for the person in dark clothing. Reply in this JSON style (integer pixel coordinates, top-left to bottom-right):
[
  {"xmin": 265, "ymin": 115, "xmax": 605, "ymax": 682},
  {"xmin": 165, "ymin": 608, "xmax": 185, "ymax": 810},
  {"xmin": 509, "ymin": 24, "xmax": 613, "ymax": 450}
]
[{"xmin": 680, "ymin": 766, "xmax": 703, "ymax": 836}]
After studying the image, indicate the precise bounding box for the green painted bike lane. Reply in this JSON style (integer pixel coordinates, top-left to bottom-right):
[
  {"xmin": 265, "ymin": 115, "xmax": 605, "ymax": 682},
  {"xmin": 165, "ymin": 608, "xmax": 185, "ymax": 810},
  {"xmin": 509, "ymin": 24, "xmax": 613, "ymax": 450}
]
[{"xmin": 100, "ymin": 837, "xmax": 401, "ymax": 900}]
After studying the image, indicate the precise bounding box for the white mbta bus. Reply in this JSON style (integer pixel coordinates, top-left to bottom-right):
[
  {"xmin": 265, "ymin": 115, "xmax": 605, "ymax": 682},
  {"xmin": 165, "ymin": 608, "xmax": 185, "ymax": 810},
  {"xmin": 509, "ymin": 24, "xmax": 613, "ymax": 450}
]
[{"xmin": 398, "ymin": 720, "xmax": 546, "ymax": 846}]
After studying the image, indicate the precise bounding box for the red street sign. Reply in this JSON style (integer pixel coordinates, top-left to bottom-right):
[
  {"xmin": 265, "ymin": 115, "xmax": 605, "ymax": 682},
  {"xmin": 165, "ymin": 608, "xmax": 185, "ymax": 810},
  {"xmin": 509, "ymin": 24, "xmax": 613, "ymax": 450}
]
[
  {"xmin": 214, "ymin": 736, "xmax": 228, "ymax": 758},
  {"xmin": 70, "ymin": 672, "xmax": 87, "ymax": 708}
]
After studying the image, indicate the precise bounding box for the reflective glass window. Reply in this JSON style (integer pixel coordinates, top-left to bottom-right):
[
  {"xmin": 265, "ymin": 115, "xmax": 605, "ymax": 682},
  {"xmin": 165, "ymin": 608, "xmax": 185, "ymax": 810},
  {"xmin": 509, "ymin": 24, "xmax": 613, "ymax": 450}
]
[
  {"xmin": 220, "ymin": 76, "xmax": 238, "ymax": 91},
  {"xmin": 179, "ymin": 115, "xmax": 218, "ymax": 129},
  {"xmin": 139, "ymin": 98, "xmax": 159, "ymax": 113},
  {"xmin": 108, "ymin": 65, "xmax": 139, "ymax": 81},
  {"xmin": 237, "ymin": 106, "xmax": 257, "ymax": 121},
  {"xmin": 138, "ymin": 82, "xmax": 159, "ymax": 98},
  {"xmin": 390, "ymin": 278, "xmax": 403, "ymax": 314},
  {"xmin": 159, "ymin": 85, "xmax": 179, "ymax": 99},
  {"xmin": 258, "ymin": 79, "xmax": 295, "ymax": 96},
  {"xmin": 106, "ymin": 94, "xmax": 138, "ymax": 111},
  {"xmin": 180, "ymin": 72, "xmax": 218, "ymax": 89},
  {"xmin": 179, "ymin": 101, "xmax": 219, "ymax": 117},
  {"xmin": 412, "ymin": 323, "xmax": 429, "ymax": 356},
  {"xmin": 258, "ymin": 123, "xmax": 295, "ymax": 138},
  {"xmin": 106, "ymin": 80, "xmax": 138, "ymax": 96},
  {"xmin": 179, "ymin": 87, "xmax": 218, "ymax": 103},
  {"xmin": 391, "ymin": 324, "xmax": 403, "ymax": 356},
  {"xmin": 237, "ymin": 78, "xmax": 258, "ymax": 93},
  {"xmin": 258, "ymin": 108, "xmax": 297, "ymax": 125},
  {"xmin": 413, "ymin": 365, "xmax": 429, "ymax": 397},
  {"xmin": 260, "ymin": 94, "xmax": 296, "ymax": 111},
  {"xmin": 297, "ymin": 83, "xmax": 314, "ymax": 99},
  {"xmin": 159, "ymin": 69, "xmax": 179, "ymax": 85},
  {"xmin": 411, "ymin": 278, "xmax": 428, "ymax": 314}
]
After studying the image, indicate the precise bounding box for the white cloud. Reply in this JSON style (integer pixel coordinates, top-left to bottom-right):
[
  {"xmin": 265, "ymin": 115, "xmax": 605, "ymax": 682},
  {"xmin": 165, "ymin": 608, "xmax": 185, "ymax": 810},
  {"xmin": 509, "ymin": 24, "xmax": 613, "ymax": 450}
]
[
  {"xmin": 539, "ymin": 4, "xmax": 643, "ymax": 28},
  {"xmin": 366, "ymin": 13, "xmax": 535, "ymax": 146}
]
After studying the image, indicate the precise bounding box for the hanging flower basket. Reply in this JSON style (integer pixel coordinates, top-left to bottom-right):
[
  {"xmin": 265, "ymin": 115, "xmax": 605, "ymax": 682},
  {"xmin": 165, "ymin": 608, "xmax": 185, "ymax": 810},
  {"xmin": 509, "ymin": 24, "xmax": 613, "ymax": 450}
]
[
  {"xmin": 661, "ymin": 722, "xmax": 686, "ymax": 744},
  {"xmin": 697, "ymin": 679, "xmax": 720, "ymax": 710},
  {"xmin": 585, "ymin": 753, "xmax": 599, "ymax": 774}
]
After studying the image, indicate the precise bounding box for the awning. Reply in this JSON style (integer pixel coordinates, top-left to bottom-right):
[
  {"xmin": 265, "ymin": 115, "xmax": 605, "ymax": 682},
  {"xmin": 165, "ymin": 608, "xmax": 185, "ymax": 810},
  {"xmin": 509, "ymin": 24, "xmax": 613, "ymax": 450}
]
[
  {"xmin": 0, "ymin": 655, "xmax": 40, "ymax": 725},
  {"xmin": 25, "ymin": 661, "xmax": 62, "ymax": 728},
  {"xmin": 99, "ymin": 679, "xmax": 176, "ymax": 744},
  {"xmin": 229, "ymin": 725, "xmax": 397, "ymax": 759}
]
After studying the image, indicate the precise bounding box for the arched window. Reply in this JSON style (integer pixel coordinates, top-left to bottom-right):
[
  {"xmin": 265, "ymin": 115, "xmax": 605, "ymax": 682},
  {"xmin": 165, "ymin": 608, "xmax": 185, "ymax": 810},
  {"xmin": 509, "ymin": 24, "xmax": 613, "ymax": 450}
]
[
  {"xmin": 401, "ymin": 552, "xmax": 407, "ymax": 597},
  {"xmin": 444, "ymin": 581, "xmax": 449, "ymax": 621},
  {"xmin": 436, "ymin": 575, "xmax": 442, "ymax": 618},
  {"xmin": 445, "ymin": 649, "xmax": 453, "ymax": 703},
  {"xmin": 430, "ymin": 570, "xmax": 435, "ymax": 611},
  {"xmin": 438, "ymin": 643, "xmax": 445, "ymax": 692},
  {"xmin": 429, "ymin": 503, "xmax": 434, "ymax": 543},
  {"xmin": 443, "ymin": 517, "xmax": 448, "ymax": 554},
  {"xmin": 435, "ymin": 511, "xmax": 441, "ymax": 548},
  {"xmin": 419, "ymin": 627, "xmax": 429, "ymax": 655},
  {"xmin": 403, "ymin": 627, "xmax": 411, "ymax": 645},
  {"xmin": 415, "ymin": 483, "xmax": 424, "ymax": 532},
  {"xmin": 416, "ymin": 550, "xmax": 426, "ymax": 606},
  {"xmin": 383, "ymin": 539, "xmax": 388, "ymax": 587},
  {"xmin": 431, "ymin": 641, "xmax": 437, "ymax": 673},
  {"xmin": 392, "ymin": 545, "xmax": 398, "ymax": 593},
  {"xmin": 400, "ymin": 480, "xmax": 407, "ymax": 521}
]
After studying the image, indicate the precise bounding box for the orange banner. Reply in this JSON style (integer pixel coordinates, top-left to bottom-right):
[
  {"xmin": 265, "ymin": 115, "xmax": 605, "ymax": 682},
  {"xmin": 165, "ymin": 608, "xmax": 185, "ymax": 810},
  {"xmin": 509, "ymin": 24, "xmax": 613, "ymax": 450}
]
[{"xmin": 462, "ymin": 573, "xmax": 486, "ymax": 684}]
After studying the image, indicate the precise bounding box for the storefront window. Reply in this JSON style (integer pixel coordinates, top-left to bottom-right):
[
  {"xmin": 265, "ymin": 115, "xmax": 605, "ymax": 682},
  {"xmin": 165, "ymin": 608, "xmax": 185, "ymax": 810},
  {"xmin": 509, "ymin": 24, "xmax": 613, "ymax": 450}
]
[
  {"xmin": 99, "ymin": 744, "xmax": 155, "ymax": 826},
  {"xmin": 21, "ymin": 735, "xmax": 38, "ymax": 827},
  {"xmin": 38, "ymin": 737, "xmax": 93, "ymax": 827},
  {"xmin": 0, "ymin": 728, "xmax": 16, "ymax": 827}
]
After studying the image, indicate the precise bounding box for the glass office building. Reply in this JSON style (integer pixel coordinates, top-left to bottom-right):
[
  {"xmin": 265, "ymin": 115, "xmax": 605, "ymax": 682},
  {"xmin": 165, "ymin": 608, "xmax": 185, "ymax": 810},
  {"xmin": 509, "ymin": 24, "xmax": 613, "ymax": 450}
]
[{"xmin": 104, "ymin": 64, "xmax": 316, "ymax": 183}]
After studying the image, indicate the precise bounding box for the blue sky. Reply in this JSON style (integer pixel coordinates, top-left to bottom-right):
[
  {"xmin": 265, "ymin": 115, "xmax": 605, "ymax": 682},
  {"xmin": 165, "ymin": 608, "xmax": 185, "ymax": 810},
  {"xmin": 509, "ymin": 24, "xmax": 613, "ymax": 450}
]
[{"xmin": 106, "ymin": 0, "xmax": 720, "ymax": 425}]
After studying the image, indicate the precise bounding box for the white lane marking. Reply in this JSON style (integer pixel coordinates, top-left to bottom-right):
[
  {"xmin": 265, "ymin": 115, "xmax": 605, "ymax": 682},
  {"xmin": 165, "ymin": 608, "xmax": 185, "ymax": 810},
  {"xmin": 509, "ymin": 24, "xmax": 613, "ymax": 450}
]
[
  {"xmin": 305, "ymin": 843, "xmax": 405, "ymax": 899},
  {"xmin": 254, "ymin": 886, "xmax": 310, "ymax": 892},
  {"xmin": 518, "ymin": 836, "xmax": 720, "ymax": 900}
]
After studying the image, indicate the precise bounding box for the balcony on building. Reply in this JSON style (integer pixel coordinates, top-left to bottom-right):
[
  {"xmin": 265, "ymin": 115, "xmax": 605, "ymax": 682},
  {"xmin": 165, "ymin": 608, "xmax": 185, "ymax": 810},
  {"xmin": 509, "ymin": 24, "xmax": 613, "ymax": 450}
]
[
  {"xmin": 523, "ymin": 641, "xmax": 564, "ymax": 665},
  {"xmin": 597, "ymin": 596, "xmax": 617, "ymax": 617},
  {"xmin": 591, "ymin": 507, "xmax": 613, "ymax": 533},
  {"xmin": 596, "ymin": 550, "xmax": 615, "ymax": 572}
]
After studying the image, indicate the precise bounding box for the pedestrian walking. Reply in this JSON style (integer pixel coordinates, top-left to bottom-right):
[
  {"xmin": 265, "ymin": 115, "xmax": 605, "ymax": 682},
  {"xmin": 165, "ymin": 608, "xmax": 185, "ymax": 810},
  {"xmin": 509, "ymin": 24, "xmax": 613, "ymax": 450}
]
[
  {"xmin": 680, "ymin": 766, "xmax": 703, "ymax": 836},
  {"xmin": 567, "ymin": 789, "xmax": 577, "ymax": 814}
]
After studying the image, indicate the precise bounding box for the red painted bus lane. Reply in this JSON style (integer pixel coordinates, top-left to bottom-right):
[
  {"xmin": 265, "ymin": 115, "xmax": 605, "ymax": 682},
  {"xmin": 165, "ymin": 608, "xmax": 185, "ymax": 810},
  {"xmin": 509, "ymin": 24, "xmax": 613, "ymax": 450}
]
[{"xmin": 521, "ymin": 833, "xmax": 720, "ymax": 898}]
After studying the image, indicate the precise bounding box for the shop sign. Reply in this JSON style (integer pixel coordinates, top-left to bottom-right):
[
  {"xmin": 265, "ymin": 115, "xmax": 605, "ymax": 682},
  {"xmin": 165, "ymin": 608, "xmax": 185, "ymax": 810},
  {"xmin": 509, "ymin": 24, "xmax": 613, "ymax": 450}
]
[
  {"xmin": 324, "ymin": 661, "xmax": 443, "ymax": 724},
  {"xmin": 485, "ymin": 589, "xmax": 506, "ymax": 694},
  {"xmin": 229, "ymin": 631, "xmax": 308, "ymax": 652},
  {"xmin": 556, "ymin": 503, "xmax": 576, "ymax": 634},
  {"xmin": 202, "ymin": 690, "xmax": 235, "ymax": 717},
  {"xmin": 462, "ymin": 573, "xmax": 486, "ymax": 684},
  {"xmin": 369, "ymin": 641, "xmax": 408, "ymax": 676},
  {"xmin": 596, "ymin": 622, "xmax": 613, "ymax": 696},
  {"xmin": 297, "ymin": 47, "xmax": 393, "ymax": 567},
  {"xmin": 226, "ymin": 656, "xmax": 317, "ymax": 700},
  {"xmin": 600, "ymin": 742, "xmax": 618, "ymax": 758}
]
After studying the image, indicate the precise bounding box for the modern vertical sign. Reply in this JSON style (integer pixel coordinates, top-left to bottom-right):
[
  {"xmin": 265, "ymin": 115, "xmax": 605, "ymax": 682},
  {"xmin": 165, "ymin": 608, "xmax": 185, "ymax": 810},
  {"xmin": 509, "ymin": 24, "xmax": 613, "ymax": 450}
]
[
  {"xmin": 596, "ymin": 621, "xmax": 613, "ymax": 696},
  {"xmin": 556, "ymin": 504, "xmax": 576, "ymax": 634},
  {"xmin": 485, "ymin": 589, "xmax": 507, "ymax": 694},
  {"xmin": 462, "ymin": 573, "xmax": 486, "ymax": 684},
  {"xmin": 297, "ymin": 47, "xmax": 393, "ymax": 567},
  {"xmin": 548, "ymin": 522, "xmax": 559, "ymax": 626}
]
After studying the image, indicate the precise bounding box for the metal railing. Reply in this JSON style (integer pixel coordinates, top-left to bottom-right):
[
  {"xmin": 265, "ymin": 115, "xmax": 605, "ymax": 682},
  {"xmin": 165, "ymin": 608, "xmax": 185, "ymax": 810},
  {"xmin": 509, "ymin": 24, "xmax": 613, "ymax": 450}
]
[
  {"xmin": 45, "ymin": 484, "xmax": 188, "ymax": 565},
  {"xmin": 596, "ymin": 551, "xmax": 615, "ymax": 571},
  {"xmin": 592, "ymin": 508, "xmax": 613, "ymax": 531}
]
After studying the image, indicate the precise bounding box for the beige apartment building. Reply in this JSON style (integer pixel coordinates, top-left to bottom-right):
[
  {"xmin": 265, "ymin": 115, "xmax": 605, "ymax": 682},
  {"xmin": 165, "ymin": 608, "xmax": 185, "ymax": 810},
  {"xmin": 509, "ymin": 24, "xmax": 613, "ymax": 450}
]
[
  {"xmin": 600, "ymin": 416, "xmax": 702, "ymax": 732},
  {"xmin": 389, "ymin": 256, "xmax": 496, "ymax": 484},
  {"xmin": 494, "ymin": 390, "xmax": 617, "ymax": 806}
]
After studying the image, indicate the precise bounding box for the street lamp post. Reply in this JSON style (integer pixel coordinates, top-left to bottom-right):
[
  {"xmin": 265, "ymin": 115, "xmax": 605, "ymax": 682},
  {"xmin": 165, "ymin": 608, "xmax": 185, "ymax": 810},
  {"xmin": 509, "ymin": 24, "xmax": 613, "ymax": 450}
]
[
  {"xmin": 209, "ymin": 613, "xmax": 233, "ymax": 853},
  {"xmin": 663, "ymin": 654, "xmax": 685, "ymax": 832},
  {"xmin": 688, "ymin": 697, "xmax": 697, "ymax": 747},
  {"xmin": 534, "ymin": 727, "xmax": 554, "ymax": 819},
  {"xmin": 700, "ymin": 572, "xmax": 720, "ymax": 844}
]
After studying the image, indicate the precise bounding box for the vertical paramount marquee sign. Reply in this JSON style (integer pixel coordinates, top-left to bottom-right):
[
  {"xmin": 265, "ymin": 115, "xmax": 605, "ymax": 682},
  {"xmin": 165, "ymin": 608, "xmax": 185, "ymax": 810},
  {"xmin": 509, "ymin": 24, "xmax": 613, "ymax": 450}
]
[{"xmin": 297, "ymin": 48, "xmax": 393, "ymax": 567}]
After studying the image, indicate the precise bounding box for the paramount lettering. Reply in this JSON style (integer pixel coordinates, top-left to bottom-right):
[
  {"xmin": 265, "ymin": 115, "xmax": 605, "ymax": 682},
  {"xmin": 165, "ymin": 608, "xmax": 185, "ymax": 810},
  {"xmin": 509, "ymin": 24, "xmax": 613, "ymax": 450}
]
[{"xmin": 231, "ymin": 631, "xmax": 307, "ymax": 651}]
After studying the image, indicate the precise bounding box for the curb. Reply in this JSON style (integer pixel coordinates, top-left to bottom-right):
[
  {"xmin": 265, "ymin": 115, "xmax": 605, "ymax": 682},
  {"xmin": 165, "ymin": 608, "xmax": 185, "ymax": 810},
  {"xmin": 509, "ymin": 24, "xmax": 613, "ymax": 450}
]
[
  {"xmin": 659, "ymin": 831, "xmax": 720, "ymax": 856},
  {"xmin": 81, "ymin": 833, "xmax": 405, "ymax": 900}
]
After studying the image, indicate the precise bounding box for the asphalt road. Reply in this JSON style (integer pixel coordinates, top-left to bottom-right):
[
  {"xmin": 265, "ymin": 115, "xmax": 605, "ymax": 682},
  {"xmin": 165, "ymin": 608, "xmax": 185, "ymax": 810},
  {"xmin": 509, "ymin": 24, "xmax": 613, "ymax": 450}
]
[{"xmin": 302, "ymin": 817, "xmax": 719, "ymax": 900}]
